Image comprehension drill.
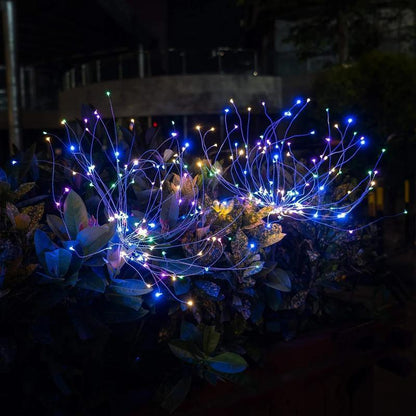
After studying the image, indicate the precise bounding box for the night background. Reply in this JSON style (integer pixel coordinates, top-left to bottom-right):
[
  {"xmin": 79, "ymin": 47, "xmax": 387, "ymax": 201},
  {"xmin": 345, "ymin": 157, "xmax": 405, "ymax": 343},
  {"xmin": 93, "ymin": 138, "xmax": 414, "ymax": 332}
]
[{"xmin": 0, "ymin": 0, "xmax": 415, "ymax": 415}]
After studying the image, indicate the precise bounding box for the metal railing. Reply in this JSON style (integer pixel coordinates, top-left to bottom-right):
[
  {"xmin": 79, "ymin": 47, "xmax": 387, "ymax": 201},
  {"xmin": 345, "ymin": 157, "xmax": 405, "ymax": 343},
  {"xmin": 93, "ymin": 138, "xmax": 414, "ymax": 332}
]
[{"xmin": 62, "ymin": 48, "xmax": 259, "ymax": 90}]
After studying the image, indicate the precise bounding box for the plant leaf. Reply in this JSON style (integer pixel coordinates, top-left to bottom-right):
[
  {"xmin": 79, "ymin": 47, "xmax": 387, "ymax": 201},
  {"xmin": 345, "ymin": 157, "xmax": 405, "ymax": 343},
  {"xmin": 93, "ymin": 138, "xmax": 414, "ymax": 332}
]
[
  {"xmin": 168, "ymin": 339, "xmax": 203, "ymax": 364},
  {"xmin": 45, "ymin": 248, "xmax": 72, "ymax": 278},
  {"xmin": 202, "ymin": 325, "xmax": 220, "ymax": 355},
  {"xmin": 105, "ymin": 293, "xmax": 143, "ymax": 311},
  {"xmin": 34, "ymin": 229, "xmax": 58, "ymax": 269},
  {"xmin": 64, "ymin": 190, "xmax": 89, "ymax": 239},
  {"xmin": 108, "ymin": 278, "xmax": 153, "ymax": 296},
  {"xmin": 160, "ymin": 375, "xmax": 192, "ymax": 414},
  {"xmin": 76, "ymin": 271, "xmax": 107, "ymax": 293},
  {"xmin": 243, "ymin": 261, "xmax": 264, "ymax": 278},
  {"xmin": 76, "ymin": 222, "xmax": 115, "ymax": 255},
  {"xmin": 207, "ymin": 352, "xmax": 248, "ymax": 374},
  {"xmin": 264, "ymin": 268, "xmax": 292, "ymax": 292},
  {"xmin": 47, "ymin": 214, "xmax": 68, "ymax": 240},
  {"xmin": 180, "ymin": 320, "xmax": 201, "ymax": 342}
]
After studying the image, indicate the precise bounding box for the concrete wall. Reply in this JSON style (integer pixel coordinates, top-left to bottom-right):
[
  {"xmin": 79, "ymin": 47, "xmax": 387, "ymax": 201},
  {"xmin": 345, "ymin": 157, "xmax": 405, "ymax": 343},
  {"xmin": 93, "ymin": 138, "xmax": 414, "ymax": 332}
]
[{"xmin": 59, "ymin": 74, "xmax": 282, "ymax": 120}]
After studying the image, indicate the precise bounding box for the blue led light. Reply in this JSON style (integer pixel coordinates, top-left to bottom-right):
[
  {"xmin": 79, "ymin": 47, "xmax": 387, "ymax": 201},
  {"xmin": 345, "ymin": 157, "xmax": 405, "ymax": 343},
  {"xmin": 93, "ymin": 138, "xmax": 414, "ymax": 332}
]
[
  {"xmin": 296, "ymin": 99, "xmax": 302, "ymax": 105},
  {"xmin": 70, "ymin": 145, "xmax": 75, "ymax": 151},
  {"xmin": 114, "ymin": 151, "xmax": 120, "ymax": 157},
  {"xmin": 149, "ymin": 223, "xmax": 156, "ymax": 228},
  {"xmin": 11, "ymin": 160, "xmax": 17, "ymax": 165},
  {"xmin": 224, "ymin": 108, "xmax": 230, "ymax": 113},
  {"xmin": 155, "ymin": 291, "xmax": 163, "ymax": 298}
]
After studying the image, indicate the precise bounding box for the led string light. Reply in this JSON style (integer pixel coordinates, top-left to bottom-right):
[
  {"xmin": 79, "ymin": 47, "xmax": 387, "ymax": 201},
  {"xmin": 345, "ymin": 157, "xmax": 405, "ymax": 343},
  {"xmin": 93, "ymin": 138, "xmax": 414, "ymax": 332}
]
[
  {"xmin": 43, "ymin": 95, "xmax": 406, "ymax": 306},
  {"xmin": 197, "ymin": 98, "xmax": 402, "ymax": 233}
]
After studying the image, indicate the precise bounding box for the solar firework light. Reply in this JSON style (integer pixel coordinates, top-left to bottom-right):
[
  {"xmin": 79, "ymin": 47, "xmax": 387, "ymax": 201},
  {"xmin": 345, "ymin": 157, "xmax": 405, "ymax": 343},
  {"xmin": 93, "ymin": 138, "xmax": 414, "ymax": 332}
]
[
  {"xmin": 42, "ymin": 93, "xmax": 404, "ymax": 306},
  {"xmin": 198, "ymin": 98, "xmax": 404, "ymax": 233}
]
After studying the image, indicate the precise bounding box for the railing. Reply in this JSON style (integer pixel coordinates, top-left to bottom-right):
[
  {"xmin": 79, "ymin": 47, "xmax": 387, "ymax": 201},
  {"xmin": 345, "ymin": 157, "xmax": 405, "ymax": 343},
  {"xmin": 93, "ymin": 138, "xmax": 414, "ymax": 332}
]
[{"xmin": 62, "ymin": 48, "xmax": 259, "ymax": 89}]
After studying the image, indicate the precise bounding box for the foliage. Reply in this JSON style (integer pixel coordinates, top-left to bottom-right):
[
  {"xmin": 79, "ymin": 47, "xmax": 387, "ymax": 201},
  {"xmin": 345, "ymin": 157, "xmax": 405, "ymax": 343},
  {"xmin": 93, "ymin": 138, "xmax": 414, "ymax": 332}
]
[
  {"xmin": 313, "ymin": 51, "xmax": 416, "ymax": 141},
  {"xmin": 0, "ymin": 115, "xmax": 398, "ymax": 415}
]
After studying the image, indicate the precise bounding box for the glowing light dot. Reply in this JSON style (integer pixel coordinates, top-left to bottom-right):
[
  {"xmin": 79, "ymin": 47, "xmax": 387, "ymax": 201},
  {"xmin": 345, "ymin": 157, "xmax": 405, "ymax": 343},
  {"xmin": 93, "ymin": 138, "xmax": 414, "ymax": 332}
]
[
  {"xmin": 229, "ymin": 98, "xmax": 234, "ymax": 104},
  {"xmin": 334, "ymin": 124, "xmax": 339, "ymax": 129},
  {"xmin": 70, "ymin": 145, "xmax": 75, "ymax": 151},
  {"xmin": 404, "ymin": 210, "xmax": 408, "ymax": 214},
  {"xmin": 45, "ymin": 137, "xmax": 50, "ymax": 142},
  {"xmin": 196, "ymin": 125, "xmax": 201, "ymax": 131},
  {"xmin": 348, "ymin": 118, "xmax": 353, "ymax": 123},
  {"xmin": 382, "ymin": 148, "xmax": 386, "ymax": 153},
  {"xmin": 187, "ymin": 300, "xmax": 194, "ymax": 306},
  {"xmin": 310, "ymin": 130, "xmax": 315, "ymax": 135},
  {"xmin": 61, "ymin": 119, "xmax": 66, "ymax": 125},
  {"xmin": 296, "ymin": 99, "xmax": 302, "ymax": 104},
  {"xmin": 224, "ymin": 108, "xmax": 230, "ymax": 113},
  {"xmin": 114, "ymin": 151, "xmax": 120, "ymax": 157},
  {"xmin": 306, "ymin": 98, "xmax": 311, "ymax": 102},
  {"xmin": 64, "ymin": 187, "xmax": 70, "ymax": 193},
  {"xmin": 155, "ymin": 292, "xmax": 163, "ymax": 298},
  {"xmin": 106, "ymin": 91, "xmax": 110, "ymax": 96},
  {"xmin": 11, "ymin": 160, "xmax": 17, "ymax": 165}
]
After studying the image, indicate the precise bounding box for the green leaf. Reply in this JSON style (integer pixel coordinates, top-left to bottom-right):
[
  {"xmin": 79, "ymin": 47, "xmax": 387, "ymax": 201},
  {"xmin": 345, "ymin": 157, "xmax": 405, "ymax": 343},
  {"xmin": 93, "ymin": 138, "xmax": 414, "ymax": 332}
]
[
  {"xmin": 180, "ymin": 320, "xmax": 201, "ymax": 342},
  {"xmin": 108, "ymin": 278, "xmax": 153, "ymax": 296},
  {"xmin": 76, "ymin": 222, "xmax": 115, "ymax": 255},
  {"xmin": 202, "ymin": 326, "xmax": 220, "ymax": 355},
  {"xmin": 13, "ymin": 182, "xmax": 35, "ymax": 200},
  {"xmin": 264, "ymin": 268, "xmax": 292, "ymax": 292},
  {"xmin": 76, "ymin": 271, "xmax": 107, "ymax": 293},
  {"xmin": 160, "ymin": 375, "xmax": 192, "ymax": 414},
  {"xmin": 105, "ymin": 293, "xmax": 143, "ymax": 311},
  {"xmin": 64, "ymin": 190, "xmax": 89, "ymax": 239},
  {"xmin": 34, "ymin": 229, "xmax": 58, "ymax": 269},
  {"xmin": 168, "ymin": 339, "xmax": 204, "ymax": 364},
  {"xmin": 259, "ymin": 224, "xmax": 286, "ymax": 248},
  {"xmin": 243, "ymin": 261, "xmax": 264, "ymax": 278},
  {"xmin": 173, "ymin": 276, "xmax": 190, "ymax": 295},
  {"xmin": 46, "ymin": 214, "xmax": 68, "ymax": 240},
  {"xmin": 207, "ymin": 352, "xmax": 248, "ymax": 374},
  {"xmin": 45, "ymin": 248, "xmax": 72, "ymax": 278}
]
